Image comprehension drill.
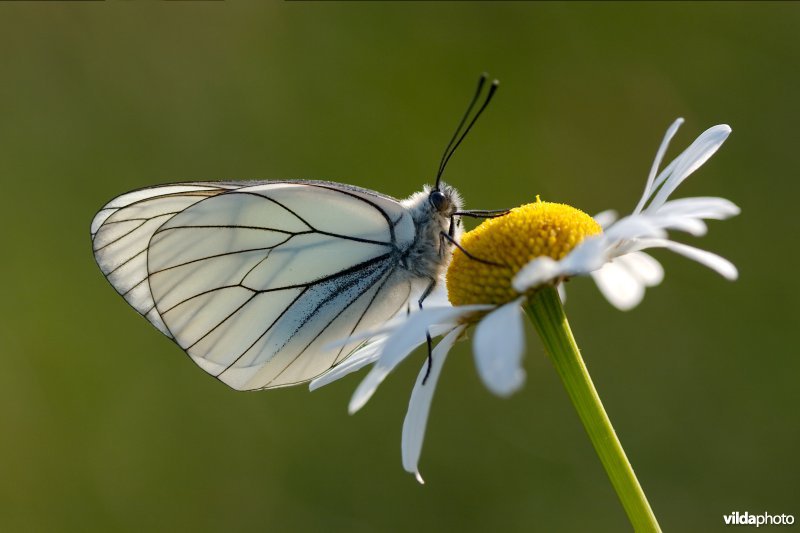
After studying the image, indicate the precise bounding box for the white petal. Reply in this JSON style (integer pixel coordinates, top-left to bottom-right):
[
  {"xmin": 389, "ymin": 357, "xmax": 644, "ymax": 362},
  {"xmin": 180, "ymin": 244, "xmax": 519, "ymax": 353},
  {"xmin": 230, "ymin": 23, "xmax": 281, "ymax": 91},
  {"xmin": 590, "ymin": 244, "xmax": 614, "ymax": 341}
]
[
  {"xmin": 656, "ymin": 197, "xmax": 741, "ymax": 220},
  {"xmin": 310, "ymin": 323, "xmax": 460, "ymax": 391},
  {"xmin": 634, "ymin": 118, "xmax": 684, "ymax": 214},
  {"xmin": 325, "ymin": 305, "xmax": 484, "ymax": 351},
  {"xmin": 646, "ymin": 124, "xmax": 731, "ymax": 212},
  {"xmin": 401, "ymin": 326, "xmax": 464, "ymax": 484},
  {"xmin": 618, "ymin": 251, "xmax": 664, "ymax": 287},
  {"xmin": 512, "ymin": 256, "xmax": 564, "ymax": 292},
  {"xmin": 560, "ymin": 235, "xmax": 615, "ymax": 271},
  {"xmin": 347, "ymin": 306, "xmax": 487, "ymax": 414},
  {"xmin": 630, "ymin": 238, "xmax": 738, "ymax": 280},
  {"xmin": 310, "ymin": 336, "xmax": 389, "ymax": 391},
  {"xmin": 472, "ymin": 301, "xmax": 526, "ymax": 397},
  {"xmin": 604, "ymin": 215, "xmax": 665, "ymax": 241},
  {"xmin": 593, "ymin": 209, "xmax": 618, "ymax": 229},
  {"xmin": 648, "ymin": 214, "xmax": 709, "ymax": 236},
  {"xmin": 591, "ymin": 260, "xmax": 646, "ymax": 311},
  {"xmin": 513, "ymin": 236, "xmax": 613, "ymax": 292}
]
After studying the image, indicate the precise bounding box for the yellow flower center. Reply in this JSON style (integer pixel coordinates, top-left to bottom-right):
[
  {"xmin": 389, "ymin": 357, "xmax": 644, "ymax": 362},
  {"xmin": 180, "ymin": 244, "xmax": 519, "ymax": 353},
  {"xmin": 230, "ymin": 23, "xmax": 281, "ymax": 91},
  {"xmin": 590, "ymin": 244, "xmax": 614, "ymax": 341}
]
[{"xmin": 446, "ymin": 199, "xmax": 602, "ymax": 306}]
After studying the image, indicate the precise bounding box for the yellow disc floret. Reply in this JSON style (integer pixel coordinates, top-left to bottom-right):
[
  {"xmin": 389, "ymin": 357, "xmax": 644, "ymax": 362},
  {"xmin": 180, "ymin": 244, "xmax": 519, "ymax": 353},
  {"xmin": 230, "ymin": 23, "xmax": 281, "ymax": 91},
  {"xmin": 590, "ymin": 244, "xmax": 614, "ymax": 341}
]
[{"xmin": 447, "ymin": 198, "xmax": 602, "ymax": 306}]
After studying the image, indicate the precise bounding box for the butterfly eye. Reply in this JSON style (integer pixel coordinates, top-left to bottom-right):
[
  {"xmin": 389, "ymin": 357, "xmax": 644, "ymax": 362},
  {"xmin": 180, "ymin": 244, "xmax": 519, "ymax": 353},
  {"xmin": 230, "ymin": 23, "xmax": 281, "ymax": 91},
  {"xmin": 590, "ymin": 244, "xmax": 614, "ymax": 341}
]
[{"xmin": 429, "ymin": 190, "xmax": 447, "ymax": 211}]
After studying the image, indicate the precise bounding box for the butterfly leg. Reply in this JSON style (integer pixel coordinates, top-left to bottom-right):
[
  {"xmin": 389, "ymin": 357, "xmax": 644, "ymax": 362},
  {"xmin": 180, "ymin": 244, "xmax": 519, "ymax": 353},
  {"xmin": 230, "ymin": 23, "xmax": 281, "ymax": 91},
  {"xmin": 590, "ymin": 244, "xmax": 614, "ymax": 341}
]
[
  {"xmin": 439, "ymin": 231, "xmax": 504, "ymax": 267},
  {"xmin": 454, "ymin": 209, "xmax": 510, "ymax": 219},
  {"xmin": 418, "ymin": 276, "xmax": 437, "ymax": 385},
  {"xmin": 448, "ymin": 214, "xmax": 457, "ymax": 240}
]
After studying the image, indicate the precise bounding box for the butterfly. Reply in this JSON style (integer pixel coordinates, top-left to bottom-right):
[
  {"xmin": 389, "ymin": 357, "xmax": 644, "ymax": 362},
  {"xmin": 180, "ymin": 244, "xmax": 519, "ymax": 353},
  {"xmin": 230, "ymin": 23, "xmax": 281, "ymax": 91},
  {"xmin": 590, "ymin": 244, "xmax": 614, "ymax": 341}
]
[{"xmin": 91, "ymin": 75, "xmax": 503, "ymax": 391}]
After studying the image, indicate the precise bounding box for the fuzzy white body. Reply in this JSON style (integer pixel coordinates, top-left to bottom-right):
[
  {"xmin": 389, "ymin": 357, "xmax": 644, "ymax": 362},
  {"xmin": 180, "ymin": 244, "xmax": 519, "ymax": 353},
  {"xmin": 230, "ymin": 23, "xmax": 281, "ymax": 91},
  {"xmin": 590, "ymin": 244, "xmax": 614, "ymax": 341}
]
[
  {"xmin": 400, "ymin": 183, "xmax": 463, "ymax": 281},
  {"xmin": 91, "ymin": 180, "xmax": 462, "ymax": 391}
]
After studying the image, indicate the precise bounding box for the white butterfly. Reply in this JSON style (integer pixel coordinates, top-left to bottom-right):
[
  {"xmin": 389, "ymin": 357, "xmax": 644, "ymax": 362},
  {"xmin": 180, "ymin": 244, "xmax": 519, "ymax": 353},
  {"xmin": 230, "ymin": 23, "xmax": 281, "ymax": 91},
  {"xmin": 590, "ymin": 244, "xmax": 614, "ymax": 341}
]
[{"xmin": 90, "ymin": 76, "xmax": 502, "ymax": 391}]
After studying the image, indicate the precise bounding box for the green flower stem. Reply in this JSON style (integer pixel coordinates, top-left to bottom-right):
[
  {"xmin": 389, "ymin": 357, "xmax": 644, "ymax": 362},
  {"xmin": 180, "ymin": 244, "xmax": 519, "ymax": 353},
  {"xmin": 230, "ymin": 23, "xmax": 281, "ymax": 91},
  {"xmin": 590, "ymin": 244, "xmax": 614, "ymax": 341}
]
[{"xmin": 524, "ymin": 286, "xmax": 661, "ymax": 533}]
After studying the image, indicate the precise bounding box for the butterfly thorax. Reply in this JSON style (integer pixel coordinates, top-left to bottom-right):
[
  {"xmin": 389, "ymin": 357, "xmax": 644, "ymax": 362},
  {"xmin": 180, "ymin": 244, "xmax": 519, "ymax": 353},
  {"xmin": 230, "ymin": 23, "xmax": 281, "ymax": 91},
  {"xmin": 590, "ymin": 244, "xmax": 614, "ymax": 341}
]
[{"xmin": 399, "ymin": 183, "xmax": 463, "ymax": 279}]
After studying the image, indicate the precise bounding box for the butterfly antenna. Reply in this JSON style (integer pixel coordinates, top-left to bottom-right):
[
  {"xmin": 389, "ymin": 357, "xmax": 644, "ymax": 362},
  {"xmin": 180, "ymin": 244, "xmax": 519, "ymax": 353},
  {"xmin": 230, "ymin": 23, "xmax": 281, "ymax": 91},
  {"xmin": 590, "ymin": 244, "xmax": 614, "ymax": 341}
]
[
  {"xmin": 435, "ymin": 74, "xmax": 487, "ymax": 187},
  {"xmin": 435, "ymin": 74, "xmax": 499, "ymax": 190}
]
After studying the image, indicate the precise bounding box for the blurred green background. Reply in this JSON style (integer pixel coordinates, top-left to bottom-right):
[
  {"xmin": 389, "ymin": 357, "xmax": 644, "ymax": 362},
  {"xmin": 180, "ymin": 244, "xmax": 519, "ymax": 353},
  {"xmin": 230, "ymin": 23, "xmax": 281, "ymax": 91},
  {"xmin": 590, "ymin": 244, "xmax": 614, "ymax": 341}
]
[{"xmin": 0, "ymin": 2, "xmax": 797, "ymax": 532}]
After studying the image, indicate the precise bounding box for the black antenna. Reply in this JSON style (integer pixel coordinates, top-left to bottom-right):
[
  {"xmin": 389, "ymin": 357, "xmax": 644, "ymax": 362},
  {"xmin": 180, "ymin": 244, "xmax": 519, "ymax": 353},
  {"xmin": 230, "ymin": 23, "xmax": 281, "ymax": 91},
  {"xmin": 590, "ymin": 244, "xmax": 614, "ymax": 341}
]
[
  {"xmin": 435, "ymin": 74, "xmax": 499, "ymax": 189},
  {"xmin": 436, "ymin": 74, "xmax": 487, "ymax": 183}
]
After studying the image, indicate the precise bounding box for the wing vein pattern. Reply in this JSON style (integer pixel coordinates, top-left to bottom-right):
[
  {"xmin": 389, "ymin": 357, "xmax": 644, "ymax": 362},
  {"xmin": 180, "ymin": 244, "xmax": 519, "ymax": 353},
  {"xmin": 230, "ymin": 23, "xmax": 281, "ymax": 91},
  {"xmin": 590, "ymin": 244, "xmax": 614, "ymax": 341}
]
[{"xmin": 91, "ymin": 181, "xmax": 417, "ymax": 389}]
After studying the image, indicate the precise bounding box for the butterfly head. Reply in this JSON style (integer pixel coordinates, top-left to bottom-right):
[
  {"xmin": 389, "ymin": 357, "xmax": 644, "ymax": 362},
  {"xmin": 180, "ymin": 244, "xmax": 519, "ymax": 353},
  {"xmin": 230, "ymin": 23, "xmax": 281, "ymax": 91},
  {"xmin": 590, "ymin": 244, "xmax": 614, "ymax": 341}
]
[
  {"xmin": 427, "ymin": 183, "xmax": 462, "ymax": 219},
  {"xmin": 400, "ymin": 183, "xmax": 462, "ymax": 230}
]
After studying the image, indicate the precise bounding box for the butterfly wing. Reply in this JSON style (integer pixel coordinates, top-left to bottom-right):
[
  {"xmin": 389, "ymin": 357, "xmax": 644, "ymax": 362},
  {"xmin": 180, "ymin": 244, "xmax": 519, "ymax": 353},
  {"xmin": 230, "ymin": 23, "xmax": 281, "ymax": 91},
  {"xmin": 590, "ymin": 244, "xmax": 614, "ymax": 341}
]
[
  {"xmin": 91, "ymin": 182, "xmax": 242, "ymax": 336},
  {"xmin": 92, "ymin": 181, "xmax": 417, "ymax": 390}
]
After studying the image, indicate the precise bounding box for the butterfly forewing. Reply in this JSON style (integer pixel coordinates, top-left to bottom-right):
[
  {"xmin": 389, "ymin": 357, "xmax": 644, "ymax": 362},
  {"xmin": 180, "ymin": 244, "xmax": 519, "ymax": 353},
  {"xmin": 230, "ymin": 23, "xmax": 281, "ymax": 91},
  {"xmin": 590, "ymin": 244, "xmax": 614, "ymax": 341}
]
[
  {"xmin": 92, "ymin": 181, "xmax": 418, "ymax": 390},
  {"xmin": 91, "ymin": 183, "xmax": 241, "ymax": 335}
]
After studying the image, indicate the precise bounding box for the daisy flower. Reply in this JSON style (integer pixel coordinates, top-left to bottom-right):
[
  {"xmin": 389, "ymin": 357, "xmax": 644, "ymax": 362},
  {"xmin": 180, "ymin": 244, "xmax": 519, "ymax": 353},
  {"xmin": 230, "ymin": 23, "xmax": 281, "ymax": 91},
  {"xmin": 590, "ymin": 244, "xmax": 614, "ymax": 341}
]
[{"xmin": 312, "ymin": 118, "xmax": 738, "ymax": 531}]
